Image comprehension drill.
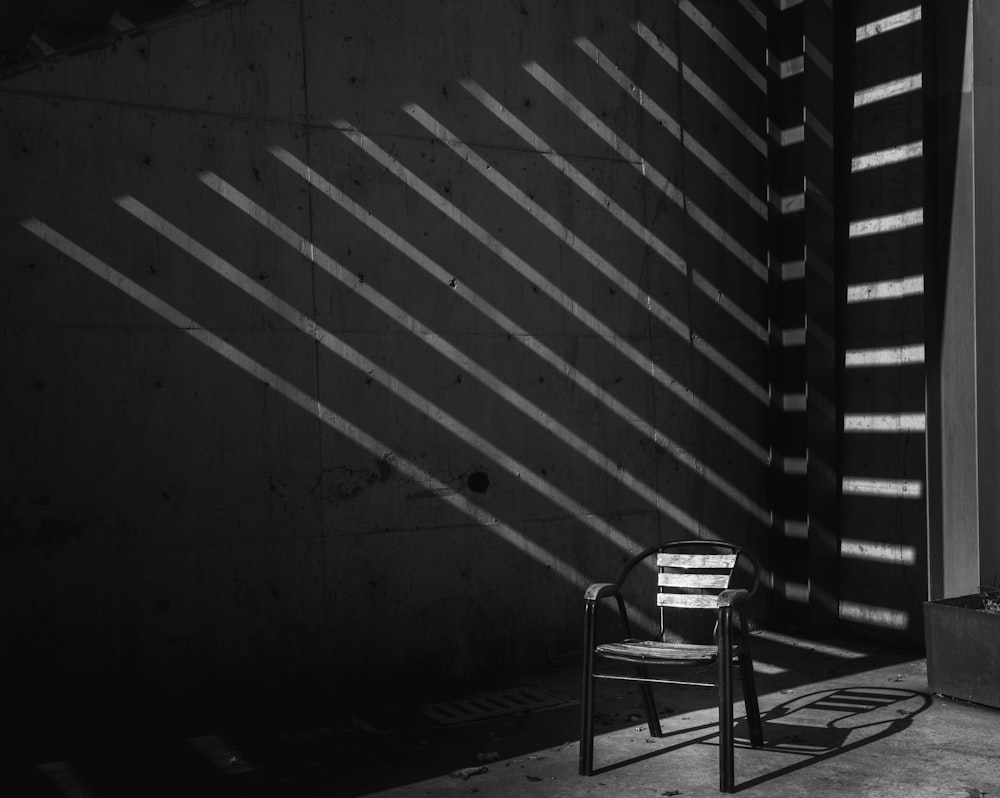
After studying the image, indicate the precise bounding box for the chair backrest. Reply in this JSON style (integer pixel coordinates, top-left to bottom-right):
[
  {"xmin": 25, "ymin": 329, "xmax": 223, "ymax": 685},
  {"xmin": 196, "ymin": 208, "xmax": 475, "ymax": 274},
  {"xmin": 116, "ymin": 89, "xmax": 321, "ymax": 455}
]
[
  {"xmin": 648, "ymin": 541, "xmax": 757, "ymax": 643},
  {"xmin": 656, "ymin": 549, "xmax": 739, "ymax": 610}
]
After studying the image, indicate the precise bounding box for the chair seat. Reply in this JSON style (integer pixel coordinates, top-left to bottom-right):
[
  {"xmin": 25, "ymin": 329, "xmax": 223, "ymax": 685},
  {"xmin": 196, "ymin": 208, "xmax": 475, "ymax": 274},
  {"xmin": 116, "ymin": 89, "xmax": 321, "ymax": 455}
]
[{"xmin": 595, "ymin": 638, "xmax": 719, "ymax": 663}]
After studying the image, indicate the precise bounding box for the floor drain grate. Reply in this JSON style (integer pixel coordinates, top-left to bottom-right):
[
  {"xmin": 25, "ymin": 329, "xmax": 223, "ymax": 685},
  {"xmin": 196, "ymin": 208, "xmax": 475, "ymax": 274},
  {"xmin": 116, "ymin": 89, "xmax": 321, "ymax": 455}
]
[{"xmin": 421, "ymin": 687, "xmax": 578, "ymax": 726}]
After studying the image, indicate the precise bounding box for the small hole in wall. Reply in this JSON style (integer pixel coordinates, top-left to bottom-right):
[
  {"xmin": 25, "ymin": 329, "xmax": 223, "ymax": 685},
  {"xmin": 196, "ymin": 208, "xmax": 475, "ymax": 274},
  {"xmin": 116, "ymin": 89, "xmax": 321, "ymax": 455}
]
[{"xmin": 467, "ymin": 471, "xmax": 490, "ymax": 494}]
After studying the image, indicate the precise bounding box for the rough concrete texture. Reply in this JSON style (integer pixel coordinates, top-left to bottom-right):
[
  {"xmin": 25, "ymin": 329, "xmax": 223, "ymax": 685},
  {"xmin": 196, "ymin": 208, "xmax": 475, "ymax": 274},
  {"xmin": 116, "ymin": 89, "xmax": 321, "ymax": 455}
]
[
  {"xmin": 9, "ymin": 632, "xmax": 999, "ymax": 796},
  {"xmin": 0, "ymin": 0, "xmax": 773, "ymax": 700},
  {"xmin": 341, "ymin": 633, "xmax": 1000, "ymax": 798}
]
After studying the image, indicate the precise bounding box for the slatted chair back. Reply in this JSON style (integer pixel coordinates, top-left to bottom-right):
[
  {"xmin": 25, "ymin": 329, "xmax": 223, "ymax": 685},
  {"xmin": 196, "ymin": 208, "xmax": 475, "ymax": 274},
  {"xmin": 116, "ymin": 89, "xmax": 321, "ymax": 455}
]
[
  {"xmin": 649, "ymin": 543, "xmax": 754, "ymax": 643},
  {"xmin": 656, "ymin": 551, "xmax": 738, "ymax": 610}
]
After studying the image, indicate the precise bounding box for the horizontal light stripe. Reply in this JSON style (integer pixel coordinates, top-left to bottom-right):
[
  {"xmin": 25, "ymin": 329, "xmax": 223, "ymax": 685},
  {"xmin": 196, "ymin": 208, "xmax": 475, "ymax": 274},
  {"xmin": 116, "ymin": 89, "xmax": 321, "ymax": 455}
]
[
  {"xmin": 839, "ymin": 601, "xmax": 909, "ymax": 630},
  {"xmin": 856, "ymin": 7, "xmax": 922, "ymax": 42},
  {"xmin": 842, "ymin": 477, "xmax": 923, "ymax": 499},
  {"xmin": 849, "ymin": 208, "xmax": 923, "ymax": 238},
  {"xmin": 783, "ymin": 457, "xmax": 808, "ymax": 475},
  {"xmin": 851, "ymin": 141, "xmax": 923, "ymax": 172},
  {"xmin": 854, "ymin": 73, "xmax": 922, "ymax": 107},
  {"xmin": 769, "ymin": 53, "xmax": 804, "ymax": 79},
  {"xmin": 783, "ymin": 582, "xmax": 810, "ymax": 603},
  {"xmin": 844, "ymin": 344, "xmax": 924, "ymax": 367},
  {"xmin": 840, "ymin": 539, "xmax": 918, "ymax": 565},
  {"xmin": 780, "ymin": 259, "xmax": 805, "ymax": 280},
  {"xmin": 782, "ymin": 520, "xmax": 808, "ymax": 539},
  {"xmin": 770, "ymin": 189, "xmax": 804, "ymax": 214},
  {"xmin": 781, "ymin": 327, "xmax": 806, "ymax": 347},
  {"xmin": 769, "ymin": 121, "xmax": 804, "ymax": 147},
  {"xmin": 843, "ymin": 413, "xmax": 926, "ymax": 433},
  {"xmin": 847, "ymin": 275, "xmax": 924, "ymax": 303},
  {"xmin": 782, "ymin": 393, "xmax": 807, "ymax": 411}
]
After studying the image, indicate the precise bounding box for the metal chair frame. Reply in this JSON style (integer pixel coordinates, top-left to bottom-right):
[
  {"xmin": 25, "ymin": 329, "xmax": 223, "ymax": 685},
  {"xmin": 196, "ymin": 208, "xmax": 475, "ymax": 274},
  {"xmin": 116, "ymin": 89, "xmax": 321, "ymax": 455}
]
[{"xmin": 579, "ymin": 539, "xmax": 764, "ymax": 792}]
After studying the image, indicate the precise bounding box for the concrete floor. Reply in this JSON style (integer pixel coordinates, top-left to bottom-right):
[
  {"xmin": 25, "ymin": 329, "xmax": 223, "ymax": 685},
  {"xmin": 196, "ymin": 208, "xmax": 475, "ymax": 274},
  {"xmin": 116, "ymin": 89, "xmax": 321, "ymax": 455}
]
[{"xmin": 10, "ymin": 631, "xmax": 1000, "ymax": 797}]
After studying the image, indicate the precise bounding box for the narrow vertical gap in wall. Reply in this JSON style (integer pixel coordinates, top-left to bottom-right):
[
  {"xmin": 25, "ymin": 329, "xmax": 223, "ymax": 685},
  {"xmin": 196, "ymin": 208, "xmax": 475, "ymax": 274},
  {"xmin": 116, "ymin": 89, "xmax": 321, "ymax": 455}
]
[
  {"xmin": 766, "ymin": 0, "xmax": 809, "ymax": 633},
  {"xmin": 804, "ymin": 0, "xmax": 841, "ymax": 637}
]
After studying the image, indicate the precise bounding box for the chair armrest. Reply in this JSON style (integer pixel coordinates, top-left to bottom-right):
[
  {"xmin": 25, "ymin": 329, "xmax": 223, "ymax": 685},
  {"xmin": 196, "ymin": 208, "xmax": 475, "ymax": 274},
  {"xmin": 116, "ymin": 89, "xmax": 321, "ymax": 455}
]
[
  {"xmin": 718, "ymin": 588, "xmax": 750, "ymax": 607},
  {"xmin": 584, "ymin": 582, "xmax": 621, "ymax": 602}
]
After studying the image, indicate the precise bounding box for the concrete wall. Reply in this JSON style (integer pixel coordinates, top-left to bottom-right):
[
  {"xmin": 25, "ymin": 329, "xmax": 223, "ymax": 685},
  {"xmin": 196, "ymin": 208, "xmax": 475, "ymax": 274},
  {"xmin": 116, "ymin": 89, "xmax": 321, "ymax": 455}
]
[{"xmin": 0, "ymin": 0, "xmax": 771, "ymax": 707}]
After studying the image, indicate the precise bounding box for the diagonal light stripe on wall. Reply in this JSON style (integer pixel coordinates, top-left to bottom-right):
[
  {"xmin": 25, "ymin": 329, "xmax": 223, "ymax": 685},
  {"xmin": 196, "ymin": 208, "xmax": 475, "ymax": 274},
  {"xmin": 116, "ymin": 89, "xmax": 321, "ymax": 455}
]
[
  {"xmin": 525, "ymin": 61, "xmax": 768, "ymax": 282},
  {"xmin": 115, "ymin": 196, "xmax": 652, "ymax": 556},
  {"xmin": 461, "ymin": 79, "xmax": 768, "ymax": 342},
  {"xmin": 239, "ymin": 158, "xmax": 771, "ymax": 526},
  {"xmin": 404, "ymin": 103, "xmax": 770, "ymax": 405},
  {"xmin": 334, "ymin": 121, "xmax": 770, "ymax": 463},
  {"xmin": 20, "ymin": 218, "xmax": 596, "ymax": 589}
]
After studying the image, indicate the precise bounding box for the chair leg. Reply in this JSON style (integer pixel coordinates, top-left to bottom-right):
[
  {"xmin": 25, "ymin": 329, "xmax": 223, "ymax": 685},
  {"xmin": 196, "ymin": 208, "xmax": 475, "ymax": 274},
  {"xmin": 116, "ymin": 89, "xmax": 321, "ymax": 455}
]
[
  {"xmin": 636, "ymin": 668, "xmax": 663, "ymax": 738},
  {"xmin": 718, "ymin": 607, "xmax": 734, "ymax": 793},
  {"xmin": 580, "ymin": 606, "xmax": 597, "ymax": 776},
  {"xmin": 737, "ymin": 610, "xmax": 763, "ymax": 748}
]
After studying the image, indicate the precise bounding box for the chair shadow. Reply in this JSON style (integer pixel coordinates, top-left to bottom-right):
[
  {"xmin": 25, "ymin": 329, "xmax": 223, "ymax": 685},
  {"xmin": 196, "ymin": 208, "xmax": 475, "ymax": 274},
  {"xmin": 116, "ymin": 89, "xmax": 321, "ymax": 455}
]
[{"xmin": 591, "ymin": 685, "xmax": 932, "ymax": 789}]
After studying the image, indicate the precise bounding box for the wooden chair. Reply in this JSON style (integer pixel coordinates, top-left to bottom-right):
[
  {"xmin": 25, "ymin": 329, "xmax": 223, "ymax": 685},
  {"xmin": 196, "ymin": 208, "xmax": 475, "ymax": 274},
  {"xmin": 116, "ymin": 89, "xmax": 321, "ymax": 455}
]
[{"xmin": 579, "ymin": 539, "xmax": 764, "ymax": 792}]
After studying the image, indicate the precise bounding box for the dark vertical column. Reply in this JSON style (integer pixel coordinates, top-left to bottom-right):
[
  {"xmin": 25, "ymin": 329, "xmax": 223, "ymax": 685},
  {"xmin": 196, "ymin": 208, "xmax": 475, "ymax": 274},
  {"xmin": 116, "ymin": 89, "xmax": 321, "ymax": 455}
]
[
  {"xmin": 766, "ymin": 0, "xmax": 809, "ymax": 632},
  {"xmin": 804, "ymin": 0, "xmax": 841, "ymax": 634}
]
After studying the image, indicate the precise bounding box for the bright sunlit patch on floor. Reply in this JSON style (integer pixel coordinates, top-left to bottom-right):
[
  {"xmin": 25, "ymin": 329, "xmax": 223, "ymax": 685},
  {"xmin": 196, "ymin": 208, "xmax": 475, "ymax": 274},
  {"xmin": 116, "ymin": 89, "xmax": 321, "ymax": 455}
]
[
  {"xmin": 853, "ymin": 73, "xmax": 923, "ymax": 107},
  {"xmin": 843, "ymin": 413, "xmax": 925, "ymax": 432},
  {"xmin": 848, "ymin": 208, "xmax": 923, "ymax": 238},
  {"xmin": 753, "ymin": 630, "xmax": 868, "ymax": 659},
  {"xmin": 842, "ymin": 477, "xmax": 923, "ymax": 499},
  {"xmin": 856, "ymin": 7, "xmax": 922, "ymax": 41},
  {"xmin": 20, "ymin": 218, "xmax": 595, "ymax": 592},
  {"xmin": 844, "ymin": 345, "xmax": 924, "ymax": 367},
  {"xmin": 752, "ymin": 659, "xmax": 789, "ymax": 675},
  {"xmin": 838, "ymin": 601, "xmax": 909, "ymax": 630},
  {"xmin": 840, "ymin": 540, "xmax": 917, "ymax": 566},
  {"xmin": 847, "ymin": 275, "xmax": 924, "ymax": 303}
]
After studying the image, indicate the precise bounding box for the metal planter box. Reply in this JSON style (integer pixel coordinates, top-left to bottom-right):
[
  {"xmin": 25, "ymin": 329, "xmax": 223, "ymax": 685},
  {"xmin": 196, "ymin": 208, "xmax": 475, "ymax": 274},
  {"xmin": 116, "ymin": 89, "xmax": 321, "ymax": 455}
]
[{"xmin": 924, "ymin": 595, "xmax": 1000, "ymax": 709}]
